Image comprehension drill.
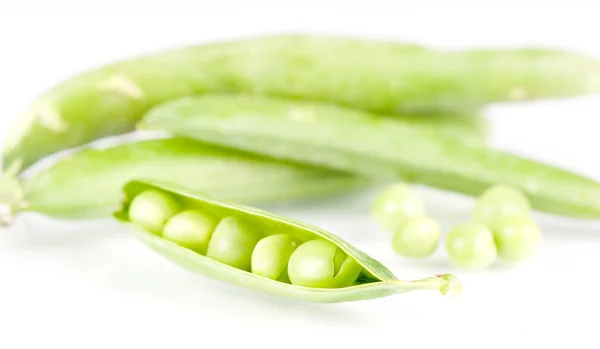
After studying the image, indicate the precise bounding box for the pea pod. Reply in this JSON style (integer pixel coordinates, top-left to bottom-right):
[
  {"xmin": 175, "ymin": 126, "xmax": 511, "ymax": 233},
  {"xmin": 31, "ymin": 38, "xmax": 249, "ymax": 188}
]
[
  {"xmin": 141, "ymin": 94, "xmax": 600, "ymax": 219},
  {"xmin": 0, "ymin": 138, "xmax": 365, "ymax": 226},
  {"xmin": 113, "ymin": 179, "xmax": 460, "ymax": 303},
  {"xmin": 4, "ymin": 34, "xmax": 597, "ymax": 172}
]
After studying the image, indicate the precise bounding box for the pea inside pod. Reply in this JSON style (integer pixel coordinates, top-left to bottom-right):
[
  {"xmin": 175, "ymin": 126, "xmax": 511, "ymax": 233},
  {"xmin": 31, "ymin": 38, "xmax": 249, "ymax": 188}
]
[
  {"xmin": 287, "ymin": 239, "xmax": 362, "ymax": 288},
  {"xmin": 114, "ymin": 179, "xmax": 460, "ymax": 303},
  {"xmin": 206, "ymin": 216, "xmax": 264, "ymax": 271},
  {"xmin": 128, "ymin": 189, "xmax": 183, "ymax": 234},
  {"xmin": 251, "ymin": 234, "xmax": 297, "ymax": 281},
  {"xmin": 162, "ymin": 210, "xmax": 219, "ymax": 255}
]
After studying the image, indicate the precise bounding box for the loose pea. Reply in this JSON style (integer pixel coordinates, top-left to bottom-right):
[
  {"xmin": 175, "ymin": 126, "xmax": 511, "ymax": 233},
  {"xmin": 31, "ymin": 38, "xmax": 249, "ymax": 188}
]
[
  {"xmin": 128, "ymin": 189, "xmax": 181, "ymax": 234},
  {"xmin": 392, "ymin": 216, "xmax": 440, "ymax": 258},
  {"xmin": 287, "ymin": 239, "xmax": 361, "ymax": 288},
  {"xmin": 206, "ymin": 216, "xmax": 263, "ymax": 271},
  {"xmin": 445, "ymin": 222, "xmax": 497, "ymax": 269},
  {"xmin": 473, "ymin": 184, "xmax": 531, "ymax": 225},
  {"xmin": 372, "ymin": 184, "xmax": 425, "ymax": 232},
  {"xmin": 489, "ymin": 215, "xmax": 541, "ymax": 262},
  {"xmin": 162, "ymin": 210, "xmax": 219, "ymax": 255},
  {"xmin": 251, "ymin": 234, "xmax": 297, "ymax": 281}
]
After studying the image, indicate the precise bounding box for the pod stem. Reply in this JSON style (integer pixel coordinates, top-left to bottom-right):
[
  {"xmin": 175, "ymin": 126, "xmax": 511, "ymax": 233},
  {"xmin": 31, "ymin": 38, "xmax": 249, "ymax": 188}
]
[
  {"xmin": 391, "ymin": 273, "xmax": 462, "ymax": 297},
  {"xmin": 0, "ymin": 159, "xmax": 26, "ymax": 227}
]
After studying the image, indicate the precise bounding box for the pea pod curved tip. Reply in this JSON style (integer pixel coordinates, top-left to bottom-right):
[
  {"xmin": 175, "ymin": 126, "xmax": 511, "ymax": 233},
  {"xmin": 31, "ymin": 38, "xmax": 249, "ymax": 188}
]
[
  {"xmin": 384, "ymin": 273, "xmax": 461, "ymax": 298},
  {"xmin": 345, "ymin": 270, "xmax": 460, "ymax": 291},
  {"xmin": 386, "ymin": 274, "xmax": 462, "ymax": 297},
  {"xmin": 437, "ymin": 273, "xmax": 462, "ymax": 297}
]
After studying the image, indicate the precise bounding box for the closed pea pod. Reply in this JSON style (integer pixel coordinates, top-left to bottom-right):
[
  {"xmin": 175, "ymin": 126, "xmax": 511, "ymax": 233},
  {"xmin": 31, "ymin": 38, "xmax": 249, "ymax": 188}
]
[
  {"xmin": 4, "ymin": 34, "xmax": 598, "ymax": 173},
  {"xmin": 0, "ymin": 138, "xmax": 365, "ymax": 226},
  {"xmin": 114, "ymin": 179, "xmax": 460, "ymax": 303},
  {"xmin": 142, "ymin": 94, "xmax": 600, "ymax": 219}
]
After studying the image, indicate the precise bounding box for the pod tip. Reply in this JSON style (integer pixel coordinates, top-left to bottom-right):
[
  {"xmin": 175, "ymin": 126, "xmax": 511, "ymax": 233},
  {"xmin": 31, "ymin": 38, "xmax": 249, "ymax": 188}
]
[{"xmin": 437, "ymin": 273, "xmax": 462, "ymax": 297}]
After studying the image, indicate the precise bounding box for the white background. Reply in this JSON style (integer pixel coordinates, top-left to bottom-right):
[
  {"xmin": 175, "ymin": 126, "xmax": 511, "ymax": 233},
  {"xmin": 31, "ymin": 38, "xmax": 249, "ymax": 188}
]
[{"xmin": 1, "ymin": 2, "xmax": 600, "ymax": 348}]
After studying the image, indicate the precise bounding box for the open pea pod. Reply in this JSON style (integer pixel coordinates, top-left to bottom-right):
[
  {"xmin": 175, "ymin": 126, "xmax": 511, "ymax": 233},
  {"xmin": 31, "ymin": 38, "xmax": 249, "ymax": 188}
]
[{"xmin": 114, "ymin": 179, "xmax": 460, "ymax": 303}]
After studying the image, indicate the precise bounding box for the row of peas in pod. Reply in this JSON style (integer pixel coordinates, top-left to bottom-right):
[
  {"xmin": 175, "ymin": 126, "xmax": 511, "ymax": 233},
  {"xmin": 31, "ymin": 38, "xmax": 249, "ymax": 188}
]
[
  {"xmin": 127, "ymin": 189, "xmax": 363, "ymax": 288},
  {"xmin": 372, "ymin": 184, "xmax": 541, "ymax": 269}
]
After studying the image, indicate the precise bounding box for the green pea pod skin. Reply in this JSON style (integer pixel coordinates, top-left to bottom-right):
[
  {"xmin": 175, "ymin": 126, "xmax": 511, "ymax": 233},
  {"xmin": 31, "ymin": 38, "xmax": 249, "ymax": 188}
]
[
  {"xmin": 4, "ymin": 34, "xmax": 597, "ymax": 172},
  {"xmin": 0, "ymin": 138, "xmax": 364, "ymax": 225},
  {"xmin": 114, "ymin": 179, "xmax": 460, "ymax": 303},
  {"xmin": 141, "ymin": 94, "xmax": 600, "ymax": 219}
]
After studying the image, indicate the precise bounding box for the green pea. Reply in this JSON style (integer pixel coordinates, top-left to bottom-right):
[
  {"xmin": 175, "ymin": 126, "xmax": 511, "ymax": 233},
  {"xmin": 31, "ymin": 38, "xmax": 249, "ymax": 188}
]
[
  {"xmin": 251, "ymin": 234, "xmax": 297, "ymax": 281},
  {"xmin": 128, "ymin": 189, "xmax": 181, "ymax": 234},
  {"xmin": 392, "ymin": 216, "xmax": 440, "ymax": 258},
  {"xmin": 489, "ymin": 215, "xmax": 541, "ymax": 262},
  {"xmin": 162, "ymin": 210, "xmax": 219, "ymax": 255},
  {"xmin": 206, "ymin": 216, "xmax": 263, "ymax": 271},
  {"xmin": 287, "ymin": 239, "xmax": 361, "ymax": 288},
  {"xmin": 445, "ymin": 222, "xmax": 497, "ymax": 269},
  {"xmin": 372, "ymin": 184, "xmax": 425, "ymax": 232},
  {"xmin": 473, "ymin": 185, "xmax": 531, "ymax": 225}
]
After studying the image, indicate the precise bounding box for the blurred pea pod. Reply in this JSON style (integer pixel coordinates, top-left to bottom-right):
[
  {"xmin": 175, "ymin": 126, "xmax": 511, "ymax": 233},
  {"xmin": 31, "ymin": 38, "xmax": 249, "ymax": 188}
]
[
  {"xmin": 0, "ymin": 138, "xmax": 365, "ymax": 226},
  {"xmin": 140, "ymin": 94, "xmax": 600, "ymax": 219},
  {"xmin": 3, "ymin": 34, "xmax": 599, "ymax": 172}
]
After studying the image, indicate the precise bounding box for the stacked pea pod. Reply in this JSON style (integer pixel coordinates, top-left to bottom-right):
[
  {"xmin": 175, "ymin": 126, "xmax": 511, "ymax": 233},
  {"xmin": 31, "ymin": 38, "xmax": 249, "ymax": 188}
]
[
  {"xmin": 0, "ymin": 35, "xmax": 501, "ymax": 225},
  {"xmin": 2, "ymin": 34, "xmax": 600, "ymax": 302}
]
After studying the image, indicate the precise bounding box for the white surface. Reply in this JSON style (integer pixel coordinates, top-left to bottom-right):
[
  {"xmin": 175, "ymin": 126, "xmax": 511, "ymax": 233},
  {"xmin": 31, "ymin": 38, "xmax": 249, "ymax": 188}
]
[{"xmin": 1, "ymin": 4, "xmax": 600, "ymax": 349}]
